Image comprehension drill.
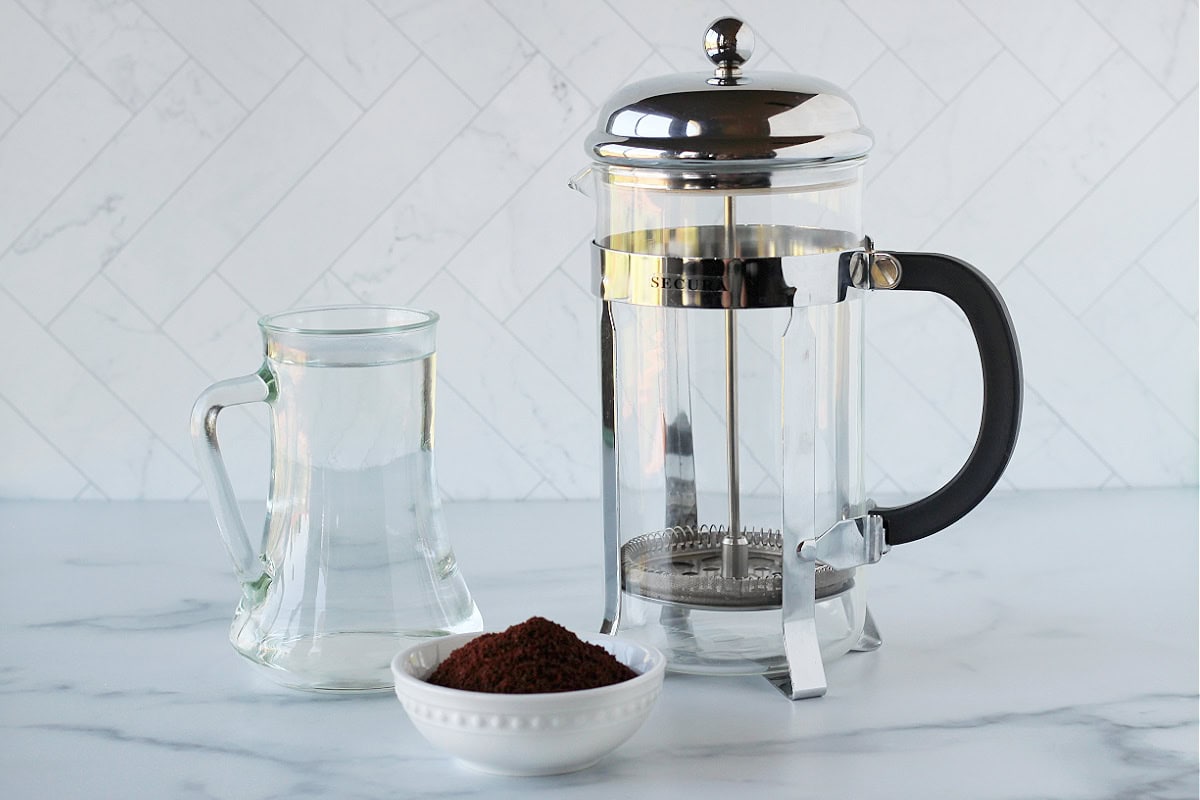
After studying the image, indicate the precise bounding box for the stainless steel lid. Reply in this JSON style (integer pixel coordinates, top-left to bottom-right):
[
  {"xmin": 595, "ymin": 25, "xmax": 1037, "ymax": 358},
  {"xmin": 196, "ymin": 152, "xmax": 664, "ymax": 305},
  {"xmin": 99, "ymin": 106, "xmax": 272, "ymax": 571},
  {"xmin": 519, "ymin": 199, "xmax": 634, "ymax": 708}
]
[{"xmin": 586, "ymin": 17, "xmax": 873, "ymax": 169}]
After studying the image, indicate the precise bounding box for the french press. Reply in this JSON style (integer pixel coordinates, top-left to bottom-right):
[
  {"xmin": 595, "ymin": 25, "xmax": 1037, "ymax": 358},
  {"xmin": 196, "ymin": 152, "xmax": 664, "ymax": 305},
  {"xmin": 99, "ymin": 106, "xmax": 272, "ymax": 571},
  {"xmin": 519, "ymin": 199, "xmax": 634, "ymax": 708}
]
[{"xmin": 571, "ymin": 18, "xmax": 1022, "ymax": 699}]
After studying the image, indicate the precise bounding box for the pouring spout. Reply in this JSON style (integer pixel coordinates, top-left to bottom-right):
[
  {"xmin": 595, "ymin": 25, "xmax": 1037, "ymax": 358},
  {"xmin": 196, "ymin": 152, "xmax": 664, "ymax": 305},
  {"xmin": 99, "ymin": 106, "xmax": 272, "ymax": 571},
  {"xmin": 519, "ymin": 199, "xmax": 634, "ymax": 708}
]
[{"xmin": 567, "ymin": 166, "xmax": 593, "ymax": 197}]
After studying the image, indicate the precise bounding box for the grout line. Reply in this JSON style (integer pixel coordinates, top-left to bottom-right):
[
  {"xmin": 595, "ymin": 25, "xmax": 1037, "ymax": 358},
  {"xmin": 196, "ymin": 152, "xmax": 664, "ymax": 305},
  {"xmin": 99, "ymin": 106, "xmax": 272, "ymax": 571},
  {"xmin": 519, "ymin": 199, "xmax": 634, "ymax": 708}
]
[
  {"xmin": 159, "ymin": 248, "xmax": 262, "ymax": 328},
  {"xmin": 0, "ymin": 93, "xmax": 18, "ymax": 118},
  {"xmin": 1000, "ymin": 89, "xmax": 1192, "ymax": 287},
  {"xmin": 1098, "ymin": 473, "xmax": 1128, "ymax": 490},
  {"xmin": 749, "ymin": 474, "xmax": 774, "ymax": 497},
  {"xmin": 596, "ymin": 0, "xmax": 660, "ymax": 54},
  {"xmin": 1073, "ymin": 263, "xmax": 1141, "ymax": 321},
  {"xmin": 868, "ymin": 475, "xmax": 904, "ymax": 497},
  {"xmin": 1126, "ymin": 263, "xmax": 1200, "ymax": 361},
  {"xmin": 1074, "ymin": 1, "xmax": 1186, "ymax": 101},
  {"xmin": 690, "ymin": 380, "xmax": 777, "ymax": 483},
  {"xmin": 508, "ymin": 321, "xmax": 596, "ymax": 412},
  {"xmin": 1134, "ymin": 204, "xmax": 1199, "ymax": 319},
  {"xmin": 287, "ymin": 267, "xmax": 366, "ymax": 306},
  {"xmin": 0, "ymin": 284, "xmax": 204, "ymax": 489},
  {"xmin": 541, "ymin": 482, "xmax": 569, "ymax": 501},
  {"xmin": 364, "ymin": 0, "xmax": 489, "ymax": 111},
  {"xmin": 46, "ymin": 267, "xmax": 105, "ymax": 329},
  {"xmin": 864, "ymin": 453, "xmax": 902, "ymax": 495},
  {"xmin": 0, "ymin": 391, "xmax": 95, "ymax": 497},
  {"xmin": 0, "ymin": 60, "xmax": 154, "ymax": 263},
  {"xmin": 8, "ymin": 6, "xmax": 1188, "ymax": 501},
  {"xmin": 0, "ymin": 59, "xmax": 73, "ymax": 143},
  {"xmin": 845, "ymin": 47, "xmax": 893, "ymax": 92},
  {"xmin": 440, "ymin": 271, "xmax": 602, "ymax": 416},
  {"xmin": 2, "ymin": 282, "xmax": 201, "ymax": 479},
  {"xmin": 495, "ymin": 127, "xmax": 597, "ymax": 324},
  {"xmin": 483, "ymin": 0, "xmax": 642, "ymax": 108},
  {"xmin": 408, "ymin": 113, "xmax": 597, "ymax": 315},
  {"xmin": 169, "ymin": 55, "xmax": 429, "ymax": 314},
  {"xmin": 1024, "ymin": 261, "xmax": 1200, "ymax": 446},
  {"xmin": 716, "ymin": 0, "xmax": 804, "ymax": 75},
  {"xmin": 957, "ymin": 0, "xmax": 1065, "ymax": 103},
  {"xmin": 42, "ymin": 335, "xmax": 202, "ymax": 478},
  {"xmin": 247, "ymin": 0, "xmax": 370, "ymax": 112},
  {"xmin": 1022, "ymin": 265, "xmax": 1200, "ymax": 440},
  {"xmin": 559, "ymin": 239, "xmax": 595, "ymax": 295},
  {"xmin": 48, "ymin": 57, "xmax": 297, "ymax": 331},
  {"xmin": 838, "ymin": 0, "xmax": 962, "ymax": 103},
  {"xmin": 329, "ymin": 271, "xmax": 361, "ymax": 301},
  {"xmin": 41, "ymin": 275, "xmax": 216, "ymax": 460},
  {"xmin": 73, "ymin": 482, "xmax": 102, "ymax": 500},
  {"xmin": 97, "ymin": 273, "xmax": 234, "ymax": 388},
  {"xmin": 865, "ymin": 337, "xmax": 977, "ymax": 445},
  {"xmin": 130, "ymin": 0, "xmax": 256, "ymax": 113},
  {"xmin": 288, "ymin": 264, "xmax": 347, "ymax": 308},
  {"xmin": 280, "ymin": 76, "xmax": 509, "ymax": 307},
  {"xmin": 606, "ymin": 0, "xmax": 799, "ymax": 79},
  {"xmin": 519, "ymin": 480, "xmax": 546, "ymax": 501},
  {"xmin": 1016, "ymin": 379, "xmax": 1130, "ymax": 483},
  {"xmin": 13, "ymin": 0, "xmax": 143, "ymax": 114},
  {"xmin": 213, "ymin": 272, "xmax": 265, "ymax": 317},
  {"xmin": 439, "ymin": 374, "xmax": 552, "ymax": 492},
  {"xmin": 500, "ymin": 242, "xmax": 585, "ymax": 324},
  {"xmin": 103, "ymin": 56, "xmax": 311, "ymax": 328},
  {"xmin": 46, "ymin": 57, "xmax": 303, "ymax": 330},
  {"xmin": 859, "ymin": 49, "xmax": 1005, "ymax": 189},
  {"xmin": 915, "ymin": 48, "xmax": 1122, "ymax": 251},
  {"xmin": 1078, "ymin": 202, "xmax": 1198, "ymax": 318},
  {"xmin": 0, "ymin": 106, "xmax": 20, "ymax": 139}
]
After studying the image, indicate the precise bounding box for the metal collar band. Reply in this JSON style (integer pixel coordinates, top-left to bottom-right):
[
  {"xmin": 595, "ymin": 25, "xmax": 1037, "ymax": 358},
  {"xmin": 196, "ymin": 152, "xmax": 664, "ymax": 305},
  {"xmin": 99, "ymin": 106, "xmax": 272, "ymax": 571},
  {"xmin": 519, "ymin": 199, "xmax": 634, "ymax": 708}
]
[{"xmin": 592, "ymin": 225, "xmax": 866, "ymax": 309}]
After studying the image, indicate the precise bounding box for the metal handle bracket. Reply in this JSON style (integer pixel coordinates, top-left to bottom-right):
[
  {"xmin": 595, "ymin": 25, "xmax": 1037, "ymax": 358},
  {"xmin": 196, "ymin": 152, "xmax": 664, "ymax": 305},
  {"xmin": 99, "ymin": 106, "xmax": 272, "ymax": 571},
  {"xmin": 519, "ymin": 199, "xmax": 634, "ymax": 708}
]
[
  {"xmin": 776, "ymin": 512, "xmax": 887, "ymax": 700},
  {"xmin": 797, "ymin": 514, "xmax": 888, "ymax": 570}
]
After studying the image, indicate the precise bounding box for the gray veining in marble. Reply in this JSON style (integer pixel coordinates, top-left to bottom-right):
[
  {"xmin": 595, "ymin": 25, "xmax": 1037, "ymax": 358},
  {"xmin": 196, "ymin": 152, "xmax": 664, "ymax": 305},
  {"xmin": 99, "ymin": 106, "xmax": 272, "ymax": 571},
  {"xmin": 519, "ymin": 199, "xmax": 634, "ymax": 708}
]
[{"xmin": 0, "ymin": 489, "xmax": 1196, "ymax": 798}]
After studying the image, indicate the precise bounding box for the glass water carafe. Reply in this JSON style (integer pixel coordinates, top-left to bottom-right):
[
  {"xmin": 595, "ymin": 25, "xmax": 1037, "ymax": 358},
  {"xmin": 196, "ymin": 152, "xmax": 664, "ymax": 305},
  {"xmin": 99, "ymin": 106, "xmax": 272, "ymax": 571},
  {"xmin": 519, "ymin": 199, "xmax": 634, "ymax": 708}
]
[{"xmin": 191, "ymin": 306, "xmax": 483, "ymax": 691}]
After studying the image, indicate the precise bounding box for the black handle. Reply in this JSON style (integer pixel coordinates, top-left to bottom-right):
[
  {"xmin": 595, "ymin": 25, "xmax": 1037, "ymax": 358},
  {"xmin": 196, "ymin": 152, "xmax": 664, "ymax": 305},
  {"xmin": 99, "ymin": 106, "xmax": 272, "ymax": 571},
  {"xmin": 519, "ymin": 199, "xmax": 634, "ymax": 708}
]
[{"xmin": 875, "ymin": 252, "xmax": 1022, "ymax": 546}]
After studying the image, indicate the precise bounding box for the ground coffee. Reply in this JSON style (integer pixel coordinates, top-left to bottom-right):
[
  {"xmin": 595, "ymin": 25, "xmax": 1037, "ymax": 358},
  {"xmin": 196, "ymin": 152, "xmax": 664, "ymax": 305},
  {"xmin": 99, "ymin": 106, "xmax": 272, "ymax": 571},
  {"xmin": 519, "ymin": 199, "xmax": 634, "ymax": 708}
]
[{"xmin": 427, "ymin": 617, "xmax": 638, "ymax": 694}]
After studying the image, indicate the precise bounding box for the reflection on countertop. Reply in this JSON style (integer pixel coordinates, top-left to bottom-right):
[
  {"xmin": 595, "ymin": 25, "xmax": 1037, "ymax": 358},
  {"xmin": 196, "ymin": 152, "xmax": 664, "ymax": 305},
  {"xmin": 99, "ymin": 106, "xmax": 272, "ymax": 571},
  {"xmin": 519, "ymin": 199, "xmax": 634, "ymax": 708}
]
[{"xmin": 0, "ymin": 489, "xmax": 1196, "ymax": 799}]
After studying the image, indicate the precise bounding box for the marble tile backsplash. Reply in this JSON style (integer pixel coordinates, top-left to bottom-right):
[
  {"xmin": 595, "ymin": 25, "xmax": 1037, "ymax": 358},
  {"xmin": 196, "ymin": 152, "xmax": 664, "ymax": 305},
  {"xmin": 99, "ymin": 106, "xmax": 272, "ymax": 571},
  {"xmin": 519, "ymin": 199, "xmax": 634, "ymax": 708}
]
[{"xmin": 0, "ymin": 0, "xmax": 1195, "ymax": 501}]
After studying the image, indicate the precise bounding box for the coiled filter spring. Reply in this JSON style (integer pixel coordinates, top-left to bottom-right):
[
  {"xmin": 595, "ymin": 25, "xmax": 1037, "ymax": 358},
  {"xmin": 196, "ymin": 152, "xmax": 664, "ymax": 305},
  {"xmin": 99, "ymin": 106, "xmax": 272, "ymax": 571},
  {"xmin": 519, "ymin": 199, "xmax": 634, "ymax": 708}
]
[{"xmin": 620, "ymin": 524, "xmax": 855, "ymax": 611}]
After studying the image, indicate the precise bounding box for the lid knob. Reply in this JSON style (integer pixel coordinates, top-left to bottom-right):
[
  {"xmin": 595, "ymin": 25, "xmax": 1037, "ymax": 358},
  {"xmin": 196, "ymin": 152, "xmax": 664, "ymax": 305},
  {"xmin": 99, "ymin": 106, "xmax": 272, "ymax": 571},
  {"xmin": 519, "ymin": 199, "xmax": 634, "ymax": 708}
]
[
  {"xmin": 585, "ymin": 16, "xmax": 873, "ymax": 172},
  {"xmin": 704, "ymin": 17, "xmax": 754, "ymax": 84}
]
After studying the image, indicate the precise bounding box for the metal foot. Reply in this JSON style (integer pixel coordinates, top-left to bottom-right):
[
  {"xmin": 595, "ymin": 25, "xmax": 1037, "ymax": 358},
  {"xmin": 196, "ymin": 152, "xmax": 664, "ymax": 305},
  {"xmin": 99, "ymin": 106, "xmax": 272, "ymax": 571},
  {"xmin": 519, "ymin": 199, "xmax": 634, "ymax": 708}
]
[
  {"xmin": 774, "ymin": 616, "xmax": 827, "ymax": 699},
  {"xmin": 851, "ymin": 607, "xmax": 882, "ymax": 652},
  {"xmin": 659, "ymin": 604, "xmax": 693, "ymax": 635}
]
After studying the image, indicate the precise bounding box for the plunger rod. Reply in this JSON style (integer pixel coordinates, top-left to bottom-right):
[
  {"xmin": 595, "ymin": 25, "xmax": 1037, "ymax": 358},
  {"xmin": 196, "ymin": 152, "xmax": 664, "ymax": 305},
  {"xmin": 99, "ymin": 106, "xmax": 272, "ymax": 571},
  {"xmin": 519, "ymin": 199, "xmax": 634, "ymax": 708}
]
[{"xmin": 721, "ymin": 195, "xmax": 749, "ymax": 578}]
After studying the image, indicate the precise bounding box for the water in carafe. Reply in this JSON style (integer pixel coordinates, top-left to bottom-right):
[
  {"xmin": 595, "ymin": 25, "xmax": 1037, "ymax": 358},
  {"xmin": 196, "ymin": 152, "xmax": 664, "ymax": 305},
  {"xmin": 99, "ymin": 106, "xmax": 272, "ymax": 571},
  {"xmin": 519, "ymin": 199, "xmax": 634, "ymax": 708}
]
[{"xmin": 193, "ymin": 306, "xmax": 483, "ymax": 691}]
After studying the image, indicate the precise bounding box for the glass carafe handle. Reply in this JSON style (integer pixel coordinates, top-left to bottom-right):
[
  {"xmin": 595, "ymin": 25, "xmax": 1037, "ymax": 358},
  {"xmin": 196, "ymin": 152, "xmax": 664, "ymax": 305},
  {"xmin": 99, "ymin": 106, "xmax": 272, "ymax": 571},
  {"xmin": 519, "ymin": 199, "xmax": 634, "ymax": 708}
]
[
  {"xmin": 189, "ymin": 370, "xmax": 272, "ymax": 593},
  {"xmin": 873, "ymin": 252, "xmax": 1022, "ymax": 546}
]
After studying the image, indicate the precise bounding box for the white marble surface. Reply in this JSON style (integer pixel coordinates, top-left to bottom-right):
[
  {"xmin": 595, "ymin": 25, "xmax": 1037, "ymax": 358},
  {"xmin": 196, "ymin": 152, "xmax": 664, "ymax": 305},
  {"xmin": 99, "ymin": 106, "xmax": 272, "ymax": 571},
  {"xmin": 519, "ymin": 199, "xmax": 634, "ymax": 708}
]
[{"xmin": 0, "ymin": 489, "xmax": 1196, "ymax": 799}]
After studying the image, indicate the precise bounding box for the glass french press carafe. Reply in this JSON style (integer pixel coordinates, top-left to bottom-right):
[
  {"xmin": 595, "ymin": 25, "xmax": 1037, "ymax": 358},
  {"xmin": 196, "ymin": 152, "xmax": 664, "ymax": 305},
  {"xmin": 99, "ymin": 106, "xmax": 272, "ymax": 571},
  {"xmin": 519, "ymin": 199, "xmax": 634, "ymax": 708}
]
[{"xmin": 571, "ymin": 18, "xmax": 1022, "ymax": 699}]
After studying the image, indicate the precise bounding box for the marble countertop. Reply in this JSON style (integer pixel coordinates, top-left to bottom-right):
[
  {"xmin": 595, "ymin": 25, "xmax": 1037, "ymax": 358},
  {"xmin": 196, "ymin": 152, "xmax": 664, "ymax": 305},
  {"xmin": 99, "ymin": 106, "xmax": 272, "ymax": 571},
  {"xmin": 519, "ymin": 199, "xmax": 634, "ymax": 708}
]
[{"xmin": 1, "ymin": 489, "xmax": 1196, "ymax": 799}]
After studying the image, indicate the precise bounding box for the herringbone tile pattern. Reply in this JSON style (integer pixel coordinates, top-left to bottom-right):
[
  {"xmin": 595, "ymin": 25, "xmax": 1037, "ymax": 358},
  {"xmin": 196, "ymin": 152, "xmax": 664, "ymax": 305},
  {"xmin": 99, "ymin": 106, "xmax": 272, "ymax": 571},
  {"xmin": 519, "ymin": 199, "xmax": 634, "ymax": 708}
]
[{"xmin": 0, "ymin": 0, "xmax": 1195, "ymax": 500}]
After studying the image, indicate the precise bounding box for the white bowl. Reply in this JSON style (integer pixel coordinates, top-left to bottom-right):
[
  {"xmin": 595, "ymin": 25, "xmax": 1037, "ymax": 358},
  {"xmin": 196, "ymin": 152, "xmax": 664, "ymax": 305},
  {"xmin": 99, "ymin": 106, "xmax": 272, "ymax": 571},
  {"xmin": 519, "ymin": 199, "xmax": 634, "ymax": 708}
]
[{"xmin": 391, "ymin": 631, "xmax": 665, "ymax": 776}]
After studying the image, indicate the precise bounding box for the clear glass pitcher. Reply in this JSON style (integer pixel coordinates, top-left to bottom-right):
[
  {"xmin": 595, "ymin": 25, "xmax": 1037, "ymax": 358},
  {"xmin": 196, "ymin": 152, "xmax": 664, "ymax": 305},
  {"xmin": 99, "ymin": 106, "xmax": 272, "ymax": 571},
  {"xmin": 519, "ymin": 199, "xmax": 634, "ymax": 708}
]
[
  {"xmin": 573, "ymin": 18, "xmax": 1022, "ymax": 699},
  {"xmin": 190, "ymin": 306, "xmax": 483, "ymax": 691}
]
